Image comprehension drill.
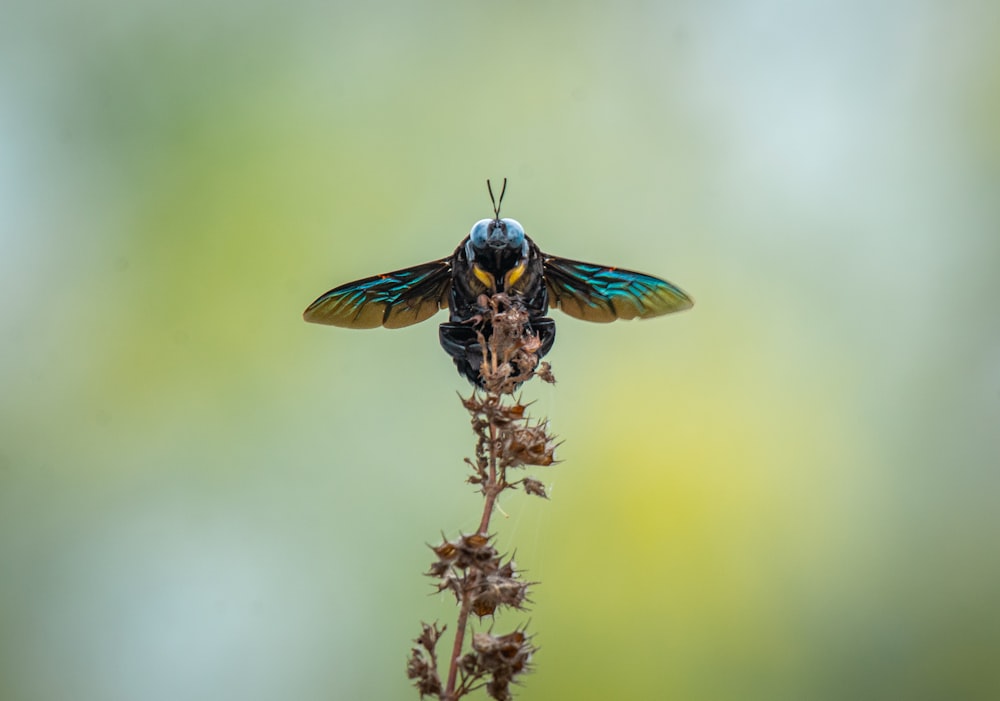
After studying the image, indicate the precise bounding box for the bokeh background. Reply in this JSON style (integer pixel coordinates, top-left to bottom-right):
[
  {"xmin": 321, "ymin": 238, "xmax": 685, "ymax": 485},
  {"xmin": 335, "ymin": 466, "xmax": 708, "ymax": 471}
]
[{"xmin": 2, "ymin": 1, "xmax": 999, "ymax": 699}]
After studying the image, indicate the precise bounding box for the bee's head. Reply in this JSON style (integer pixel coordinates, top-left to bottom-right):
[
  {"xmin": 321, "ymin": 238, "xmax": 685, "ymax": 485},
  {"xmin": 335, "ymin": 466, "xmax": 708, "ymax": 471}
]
[
  {"xmin": 466, "ymin": 177, "xmax": 528, "ymax": 264},
  {"xmin": 468, "ymin": 217, "xmax": 526, "ymax": 252}
]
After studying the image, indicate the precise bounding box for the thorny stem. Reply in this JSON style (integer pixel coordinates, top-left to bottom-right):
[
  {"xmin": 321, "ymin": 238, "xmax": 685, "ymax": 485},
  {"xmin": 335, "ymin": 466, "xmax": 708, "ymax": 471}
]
[
  {"xmin": 477, "ymin": 422, "xmax": 500, "ymax": 536},
  {"xmin": 444, "ymin": 591, "xmax": 473, "ymax": 700},
  {"xmin": 446, "ymin": 418, "xmax": 501, "ymax": 701}
]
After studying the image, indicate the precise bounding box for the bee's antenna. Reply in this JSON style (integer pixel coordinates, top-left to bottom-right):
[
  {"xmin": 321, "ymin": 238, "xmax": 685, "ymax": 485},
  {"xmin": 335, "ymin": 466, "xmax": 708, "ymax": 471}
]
[{"xmin": 487, "ymin": 177, "xmax": 507, "ymax": 220}]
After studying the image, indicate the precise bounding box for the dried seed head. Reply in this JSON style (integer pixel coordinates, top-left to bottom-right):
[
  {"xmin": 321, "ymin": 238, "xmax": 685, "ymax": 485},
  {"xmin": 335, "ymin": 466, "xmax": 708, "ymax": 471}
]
[
  {"xmin": 470, "ymin": 573, "xmax": 530, "ymax": 617},
  {"xmin": 468, "ymin": 558, "xmax": 531, "ymax": 618},
  {"xmin": 406, "ymin": 622, "xmax": 445, "ymax": 698},
  {"xmin": 469, "ymin": 629, "xmax": 536, "ymax": 700},
  {"xmin": 501, "ymin": 423, "xmax": 558, "ymax": 468},
  {"xmin": 406, "ymin": 651, "xmax": 441, "ymax": 698},
  {"xmin": 428, "ymin": 534, "xmax": 502, "ymax": 575}
]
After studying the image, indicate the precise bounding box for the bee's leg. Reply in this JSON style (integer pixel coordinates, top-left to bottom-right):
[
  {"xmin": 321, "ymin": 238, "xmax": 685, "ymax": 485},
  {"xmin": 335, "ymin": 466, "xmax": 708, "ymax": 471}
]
[
  {"xmin": 438, "ymin": 323, "xmax": 485, "ymax": 387},
  {"xmin": 531, "ymin": 317, "xmax": 556, "ymax": 360}
]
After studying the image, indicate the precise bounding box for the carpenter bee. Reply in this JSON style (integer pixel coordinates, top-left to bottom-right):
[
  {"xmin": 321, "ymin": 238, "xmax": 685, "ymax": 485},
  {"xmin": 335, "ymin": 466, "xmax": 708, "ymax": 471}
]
[{"xmin": 303, "ymin": 180, "xmax": 693, "ymax": 386}]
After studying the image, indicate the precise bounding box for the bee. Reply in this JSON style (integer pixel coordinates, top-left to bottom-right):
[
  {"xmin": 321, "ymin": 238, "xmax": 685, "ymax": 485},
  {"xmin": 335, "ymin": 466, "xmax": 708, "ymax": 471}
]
[{"xmin": 303, "ymin": 180, "xmax": 693, "ymax": 385}]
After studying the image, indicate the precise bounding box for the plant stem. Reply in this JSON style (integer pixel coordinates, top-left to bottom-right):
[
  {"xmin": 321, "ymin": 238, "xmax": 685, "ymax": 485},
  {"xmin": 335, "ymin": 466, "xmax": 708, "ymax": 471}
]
[
  {"xmin": 443, "ymin": 591, "xmax": 472, "ymax": 700},
  {"xmin": 477, "ymin": 419, "xmax": 500, "ymax": 536},
  {"xmin": 444, "ymin": 395, "xmax": 501, "ymax": 699}
]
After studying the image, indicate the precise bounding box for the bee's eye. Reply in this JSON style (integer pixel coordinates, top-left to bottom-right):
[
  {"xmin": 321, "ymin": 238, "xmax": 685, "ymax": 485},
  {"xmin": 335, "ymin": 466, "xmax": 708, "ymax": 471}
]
[
  {"xmin": 469, "ymin": 219, "xmax": 492, "ymax": 248},
  {"xmin": 501, "ymin": 218, "xmax": 525, "ymax": 247}
]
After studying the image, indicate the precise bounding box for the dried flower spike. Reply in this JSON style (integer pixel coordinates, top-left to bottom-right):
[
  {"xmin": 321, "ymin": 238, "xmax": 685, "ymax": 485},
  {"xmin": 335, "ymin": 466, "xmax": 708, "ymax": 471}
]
[{"xmin": 411, "ymin": 292, "xmax": 557, "ymax": 700}]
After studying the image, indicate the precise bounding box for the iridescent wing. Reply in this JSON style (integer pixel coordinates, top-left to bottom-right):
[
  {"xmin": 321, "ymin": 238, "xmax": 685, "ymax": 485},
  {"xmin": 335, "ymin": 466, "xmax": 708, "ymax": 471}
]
[
  {"xmin": 543, "ymin": 256, "xmax": 693, "ymax": 323},
  {"xmin": 303, "ymin": 258, "xmax": 452, "ymax": 329}
]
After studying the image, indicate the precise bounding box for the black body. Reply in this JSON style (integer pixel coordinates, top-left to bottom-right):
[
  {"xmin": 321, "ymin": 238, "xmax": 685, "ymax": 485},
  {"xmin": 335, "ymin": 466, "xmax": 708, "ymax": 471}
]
[{"xmin": 438, "ymin": 236, "xmax": 555, "ymax": 385}]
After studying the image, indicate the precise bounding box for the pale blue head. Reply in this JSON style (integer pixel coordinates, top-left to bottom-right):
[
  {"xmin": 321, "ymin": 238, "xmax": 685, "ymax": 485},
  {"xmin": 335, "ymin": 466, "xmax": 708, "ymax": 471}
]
[{"xmin": 467, "ymin": 218, "xmax": 526, "ymax": 257}]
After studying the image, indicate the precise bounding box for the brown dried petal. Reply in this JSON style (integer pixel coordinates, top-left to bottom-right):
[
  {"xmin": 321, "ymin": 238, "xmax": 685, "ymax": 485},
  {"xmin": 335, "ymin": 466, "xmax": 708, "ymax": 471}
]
[
  {"xmin": 486, "ymin": 677, "xmax": 513, "ymax": 701},
  {"xmin": 463, "ymin": 533, "xmax": 490, "ymax": 549},
  {"xmin": 459, "ymin": 651, "xmax": 479, "ymax": 675},
  {"xmin": 536, "ymin": 361, "xmax": 555, "ymax": 384},
  {"xmin": 415, "ymin": 622, "xmax": 445, "ymax": 652},
  {"xmin": 432, "ymin": 540, "xmax": 458, "ymax": 561},
  {"xmin": 471, "ymin": 596, "xmax": 498, "ymax": 617},
  {"xmin": 406, "ymin": 638, "xmax": 443, "ymax": 698},
  {"xmin": 522, "ymin": 478, "xmax": 548, "ymax": 499},
  {"xmin": 427, "ymin": 560, "xmax": 450, "ymax": 578},
  {"xmin": 436, "ymin": 572, "xmax": 463, "ymax": 599}
]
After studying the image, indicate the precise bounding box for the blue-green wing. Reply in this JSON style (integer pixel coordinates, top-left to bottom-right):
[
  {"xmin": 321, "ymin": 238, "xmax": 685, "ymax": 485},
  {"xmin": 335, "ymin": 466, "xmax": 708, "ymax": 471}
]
[
  {"xmin": 303, "ymin": 258, "xmax": 451, "ymax": 329},
  {"xmin": 543, "ymin": 256, "xmax": 693, "ymax": 323}
]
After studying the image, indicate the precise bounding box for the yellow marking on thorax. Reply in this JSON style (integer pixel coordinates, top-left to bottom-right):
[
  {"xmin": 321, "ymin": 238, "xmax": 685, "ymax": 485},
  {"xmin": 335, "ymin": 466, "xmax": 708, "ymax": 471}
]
[
  {"xmin": 473, "ymin": 264, "xmax": 496, "ymax": 291},
  {"xmin": 503, "ymin": 261, "xmax": 527, "ymax": 290}
]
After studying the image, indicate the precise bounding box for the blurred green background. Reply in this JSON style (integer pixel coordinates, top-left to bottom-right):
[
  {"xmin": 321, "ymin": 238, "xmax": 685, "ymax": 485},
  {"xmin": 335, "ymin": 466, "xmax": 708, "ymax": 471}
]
[{"xmin": 2, "ymin": 1, "xmax": 999, "ymax": 699}]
